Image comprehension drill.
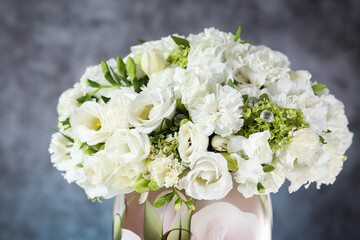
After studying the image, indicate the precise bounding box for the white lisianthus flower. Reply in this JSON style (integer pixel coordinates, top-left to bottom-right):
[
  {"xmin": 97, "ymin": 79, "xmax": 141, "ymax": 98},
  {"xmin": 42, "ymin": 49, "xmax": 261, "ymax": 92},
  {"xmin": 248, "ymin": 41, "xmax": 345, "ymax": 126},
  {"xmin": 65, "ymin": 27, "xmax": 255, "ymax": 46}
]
[
  {"xmin": 70, "ymin": 101, "xmax": 111, "ymax": 145},
  {"xmin": 191, "ymin": 85, "xmax": 244, "ymax": 137},
  {"xmin": 128, "ymin": 88, "xmax": 176, "ymax": 134},
  {"xmin": 131, "ymin": 35, "xmax": 177, "ymax": 60},
  {"xmin": 140, "ymin": 48, "xmax": 166, "ymax": 76},
  {"xmin": 148, "ymin": 155, "xmax": 184, "ymax": 188},
  {"xmin": 105, "ymin": 129, "xmax": 150, "ymax": 172},
  {"xmin": 178, "ymin": 121, "xmax": 209, "ymax": 166},
  {"xmin": 83, "ymin": 151, "xmax": 115, "ymax": 186},
  {"xmin": 180, "ymin": 151, "xmax": 232, "ymax": 200}
]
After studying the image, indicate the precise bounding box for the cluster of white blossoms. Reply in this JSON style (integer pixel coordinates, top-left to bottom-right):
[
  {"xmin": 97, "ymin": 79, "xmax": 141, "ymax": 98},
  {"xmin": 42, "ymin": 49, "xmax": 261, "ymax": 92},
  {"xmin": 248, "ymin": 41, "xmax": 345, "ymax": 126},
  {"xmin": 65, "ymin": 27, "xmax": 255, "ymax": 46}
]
[{"xmin": 49, "ymin": 27, "xmax": 352, "ymax": 202}]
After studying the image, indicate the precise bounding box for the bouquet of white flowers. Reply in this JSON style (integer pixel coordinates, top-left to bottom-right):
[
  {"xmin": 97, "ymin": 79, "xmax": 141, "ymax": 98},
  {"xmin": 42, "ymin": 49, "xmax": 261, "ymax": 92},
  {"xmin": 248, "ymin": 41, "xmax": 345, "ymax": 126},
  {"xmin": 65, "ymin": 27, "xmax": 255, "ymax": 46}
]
[{"xmin": 49, "ymin": 27, "xmax": 352, "ymax": 208}]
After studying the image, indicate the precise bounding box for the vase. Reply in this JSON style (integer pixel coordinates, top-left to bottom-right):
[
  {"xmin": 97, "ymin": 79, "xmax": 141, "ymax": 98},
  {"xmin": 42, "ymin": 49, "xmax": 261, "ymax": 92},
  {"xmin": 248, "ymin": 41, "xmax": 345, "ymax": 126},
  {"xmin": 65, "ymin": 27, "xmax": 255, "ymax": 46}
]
[{"xmin": 113, "ymin": 187, "xmax": 272, "ymax": 240}]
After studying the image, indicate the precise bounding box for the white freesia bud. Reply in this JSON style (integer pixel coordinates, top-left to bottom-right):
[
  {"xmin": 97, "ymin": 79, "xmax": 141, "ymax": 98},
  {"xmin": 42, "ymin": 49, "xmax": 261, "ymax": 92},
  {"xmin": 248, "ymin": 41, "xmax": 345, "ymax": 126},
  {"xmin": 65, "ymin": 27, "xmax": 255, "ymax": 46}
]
[
  {"xmin": 211, "ymin": 135, "xmax": 229, "ymax": 151},
  {"xmin": 141, "ymin": 49, "xmax": 166, "ymax": 76},
  {"xmin": 178, "ymin": 121, "xmax": 209, "ymax": 166},
  {"xmin": 290, "ymin": 70, "xmax": 312, "ymax": 81},
  {"xmin": 105, "ymin": 129, "xmax": 150, "ymax": 172},
  {"xmin": 83, "ymin": 151, "xmax": 115, "ymax": 185},
  {"xmin": 70, "ymin": 101, "xmax": 110, "ymax": 145},
  {"xmin": 180, "ymin": 151, "xmax": 232, "ymax": 200},
  {"xmin": 128, "ymin": 88, "xmax": 176, "ymax": 134}
]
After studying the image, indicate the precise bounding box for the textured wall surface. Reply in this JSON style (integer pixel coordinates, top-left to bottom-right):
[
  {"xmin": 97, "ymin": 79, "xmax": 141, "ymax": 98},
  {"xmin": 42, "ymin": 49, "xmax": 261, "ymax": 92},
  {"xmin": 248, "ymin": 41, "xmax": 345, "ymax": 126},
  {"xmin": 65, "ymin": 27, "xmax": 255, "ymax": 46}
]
[{"xmin": 0, "ymin": 0, "xmax": 359, "ymax": 239}]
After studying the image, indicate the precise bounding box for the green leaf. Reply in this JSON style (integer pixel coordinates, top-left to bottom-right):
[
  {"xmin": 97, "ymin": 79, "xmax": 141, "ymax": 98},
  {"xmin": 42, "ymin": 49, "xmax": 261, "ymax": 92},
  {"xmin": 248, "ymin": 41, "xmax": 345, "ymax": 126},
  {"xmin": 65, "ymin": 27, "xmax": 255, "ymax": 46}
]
[
  {"xmin": 144, "ymin": 200, "xmax": 163, "ymax": 240},
  {"xmin": 312, "ymin": 83, "xmax": 327, "ymax": 93},
  {"xmin": 171, "ymin": 36, "xmax": 190, "ymax": 48},
  {"xmin": 319, "ymin": 135, "xmax": 327, "ymax": 144},
  {"xmin": 234, "ymin": 26, "xmax": 241, "ymax": 42},
  {"xmin": 138, "ymin": 38, "xmax": 146, "ymax": 44},
  {"xmin": 259, "ymin": 93, "xmax": 270, "ymax": 102},
  {"xmin": 242, "ymin": 94, "xmax": 249, "ymax": 102},
  {"xmin": 179, "ymin": 119, "xmax": 189, "ymax": 127},
  {"xmin": 76, "ymin": 163, "xmax": 83, "ymax": 168},
  {"xmin": 116, "ymin": 57, "xmax": 127, "ymax": 80},
  {"xmin": 176, "ymin": 99, "xmax": 189, "ymax": 117},
  {"xmin": 164, "ymin": 209, "xmax": 193, "ymax": 240},
  {"xmin": 101, "ymin": 61, "xmax": 110, "ymax": 74},
  {"xmin": 240, "ymin": 41, "xmax": 252, "ymax": 44},
  {"xmin": 110, "ymin": 67, "xmax": 122, "ymax": 85},
  {"xmin": 86, "ymin": 79, "xmax": 101, "ymax": 88},
  {"xmin": 101, "ymin": 95, "xmax": 111, "ymax": 103},
  {"xmin": 61, "ymin": 117, "xmax": 71, "ymax": 130},
  {"xmin": 139, "ymin": 76, "xmax": 149, "ymax": 88},
  {"xmin": 104, "ymin": 71, "xmax": 117, "ymax": 86},
  {"xmin": 227, "ymin": 79, "xmax": 236, "ymax": 88},
  {"xmin": 76, "ymin": 94, "xmax": 91, "ymax": 104},
  {"xmin": 261, "ymin": 164, "xmax": 276, "ymax": 172},
  {"xmin": 221, "ymin": 152, "xmax": 239, "ymax": 171},
  {"xmin": 49, "ymin": 127, "xmax": 74, "ymax": 143},
  {"xmin": 126, "ymin": 57, "xmax": 137, "ymax": 81}
]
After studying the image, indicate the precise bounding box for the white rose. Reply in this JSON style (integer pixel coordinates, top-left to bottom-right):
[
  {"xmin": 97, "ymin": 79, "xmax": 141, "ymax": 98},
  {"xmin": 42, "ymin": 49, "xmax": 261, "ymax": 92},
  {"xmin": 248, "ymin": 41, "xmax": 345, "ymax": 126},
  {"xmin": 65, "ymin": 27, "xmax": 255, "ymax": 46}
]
[
  {"xmin": 106, "ymin": 163, "xmax": 141, "ymax": 196},
  {"xmin": 83, "ymin": 151, "xmax": 115, "ymax": 185},
  {"xmin": 140, "ymin": 48, "xmax": 166, "ymax": 76},
  {"xmin": 180, "ymin": 151, "xmax": 232, "ymax": 200},
  {"xmin": 128, "ymin": 88, "xmax": 176, "ymax": 134},
  {"xmin": 70, "ymin": 101, "xmax": 111, "ymax": 145},
  {"xmin": 105, "ymin": 129, "xmax": 150, "ymax": 172},
  {"xmin": 178, "ymin": 121, "xmax": 209, "ymax": 166}
]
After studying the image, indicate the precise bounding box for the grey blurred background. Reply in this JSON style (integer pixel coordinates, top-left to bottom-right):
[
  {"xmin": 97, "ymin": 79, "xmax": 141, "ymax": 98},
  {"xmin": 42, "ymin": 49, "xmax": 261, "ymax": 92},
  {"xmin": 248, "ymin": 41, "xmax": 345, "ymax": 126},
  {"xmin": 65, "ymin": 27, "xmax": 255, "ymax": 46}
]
[{"xmin": 0, "ymin": 0, "xmax": 359, "ymax": 239}]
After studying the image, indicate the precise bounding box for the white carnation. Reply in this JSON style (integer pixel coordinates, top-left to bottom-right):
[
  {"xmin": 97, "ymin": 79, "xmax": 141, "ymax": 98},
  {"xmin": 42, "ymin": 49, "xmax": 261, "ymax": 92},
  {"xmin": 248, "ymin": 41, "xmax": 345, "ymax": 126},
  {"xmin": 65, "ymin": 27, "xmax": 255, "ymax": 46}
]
[
  {"xmin": 191, "ymin": 85, "xmax": 244, "ymax": 137},
  {"xmin": 148, "ymin": 155, "xmax": 184, "ymax": 188},
  {"xmin": 234, "ymin": 45, "xmax": 290, "ymax": 87}
]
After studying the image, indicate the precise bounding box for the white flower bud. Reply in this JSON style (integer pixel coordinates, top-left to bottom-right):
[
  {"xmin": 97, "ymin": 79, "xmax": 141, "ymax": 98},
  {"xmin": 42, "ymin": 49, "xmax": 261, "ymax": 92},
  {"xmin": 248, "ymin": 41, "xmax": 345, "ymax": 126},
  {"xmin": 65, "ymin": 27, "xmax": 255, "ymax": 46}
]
[
  {"xmin": 141, "ymin": 49, "xmax": 166, "ymax": 76},
  {"xmin": 211, "ymin": 135, "xmax": 229, "ymax": 151},
  {"xmin": 290, "ymin": 70, "xmax": 312, "ymax": 81}
]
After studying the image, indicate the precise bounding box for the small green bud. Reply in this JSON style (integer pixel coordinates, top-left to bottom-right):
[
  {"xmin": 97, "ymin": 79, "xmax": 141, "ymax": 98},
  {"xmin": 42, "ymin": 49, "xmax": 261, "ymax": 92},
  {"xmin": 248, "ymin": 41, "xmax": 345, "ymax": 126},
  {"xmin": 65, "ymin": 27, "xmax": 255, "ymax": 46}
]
[
  {"xmin": 153, "ymin": 197, "xmax": 167, "ymax": 208},
  {"xmin": 174, "ymin": 198, "xmax": 182, "ymax": 211},
  {"xmin": 148, "ymin": 181, "xmax": 161, "ymax": 191},
  {"xmin": 134, "ymin": 178, "xmax": 150, "ymax": 193},
  {"xmin": 185, "ymin": 201, "xmax": 195, "ymax": 210}
]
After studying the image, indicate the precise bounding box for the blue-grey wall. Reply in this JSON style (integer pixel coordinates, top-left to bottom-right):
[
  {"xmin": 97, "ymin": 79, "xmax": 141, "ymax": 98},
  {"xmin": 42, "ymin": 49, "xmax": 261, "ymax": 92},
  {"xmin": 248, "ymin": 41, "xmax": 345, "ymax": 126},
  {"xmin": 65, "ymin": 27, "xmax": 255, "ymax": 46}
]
[{"xmin": 0, "ymin": 0, "xmax": 359, "ymax": 239}]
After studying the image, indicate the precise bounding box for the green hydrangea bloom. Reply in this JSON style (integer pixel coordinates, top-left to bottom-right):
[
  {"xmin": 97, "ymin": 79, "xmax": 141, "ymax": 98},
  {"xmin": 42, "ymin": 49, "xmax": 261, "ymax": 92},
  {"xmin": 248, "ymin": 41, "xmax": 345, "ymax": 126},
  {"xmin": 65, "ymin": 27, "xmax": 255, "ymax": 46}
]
[
  {"xmin": 238, "ymin": 98, "xmax": 309, "ymax": 152},
  {"xmin": 167, "ymin": 45, "xmax": 190, "ymax": 68}
]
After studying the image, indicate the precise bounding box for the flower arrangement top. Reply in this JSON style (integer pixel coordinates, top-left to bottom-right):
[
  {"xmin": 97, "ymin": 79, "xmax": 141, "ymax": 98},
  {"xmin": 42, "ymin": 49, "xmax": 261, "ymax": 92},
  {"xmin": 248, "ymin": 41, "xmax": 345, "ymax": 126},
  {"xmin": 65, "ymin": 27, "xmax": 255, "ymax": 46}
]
[{"xmin": 49, "ymin": 27, "xmax": 353, "ymax": 207}]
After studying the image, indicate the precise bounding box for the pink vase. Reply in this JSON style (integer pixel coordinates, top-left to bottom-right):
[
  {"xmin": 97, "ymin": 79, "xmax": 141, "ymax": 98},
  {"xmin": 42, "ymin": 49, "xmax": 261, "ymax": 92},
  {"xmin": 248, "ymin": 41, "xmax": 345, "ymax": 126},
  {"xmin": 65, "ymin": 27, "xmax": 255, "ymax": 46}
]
[{"xmin": 113, "ymin": 187, "xmax": 272, "ymax": 240}]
